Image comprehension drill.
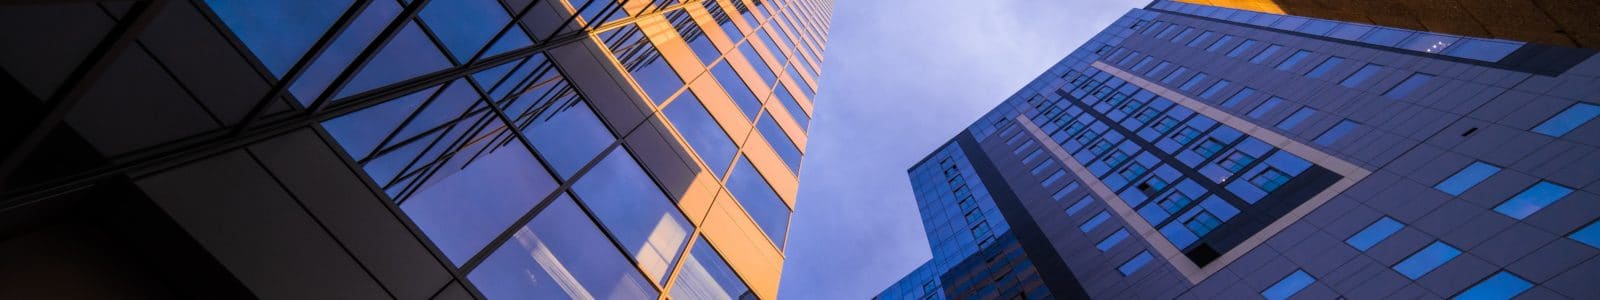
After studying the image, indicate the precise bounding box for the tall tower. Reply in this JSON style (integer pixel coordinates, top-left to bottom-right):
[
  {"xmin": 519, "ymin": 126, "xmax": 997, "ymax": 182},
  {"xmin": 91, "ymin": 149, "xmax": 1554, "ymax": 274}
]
[{"xmin": 0, "ymin": 0, "xmax": 831, "ymax": 299}]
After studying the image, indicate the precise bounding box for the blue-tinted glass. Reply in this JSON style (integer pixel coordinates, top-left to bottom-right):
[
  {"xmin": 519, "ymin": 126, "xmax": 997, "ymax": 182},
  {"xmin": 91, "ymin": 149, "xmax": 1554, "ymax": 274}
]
[
  {"xmin": 1066, "ymin": 196, "xmax": 1094, "ymax": 216},
  {"xmin": 469, "ymin": 194, "xmax": 658, "ymax": 299},
  {"xmin": 1531, "ymin": 103, "xmax": 1600, "ymax": 137},
  {"xmin": 710, "ymin": 62, "xmax": 763, "ymax": 119},
  {"xmin": 1305, "ymin": 56, "xmax": 1344, "ymax": 79},
  {"xmin": 204, "ymin": 0, "xmax": 353, "ymax": 77},
  {"xmin": 1402, "ymin": 34, "xmax": 1460, "ymax": 53},
  {"xmin": 1347, "ymin": 217, "xmax": 1404, "ymax": 251},
  {"xmin": 1186, "ymin": 31, "xmax": 1216, "ymax": 47},
  {"xmin": 1445, "ymin": 39, "xmax": 1523, "ymax": 61},
  {"xmin": 1278, "ymin": 108, "xmax": 1315, "ymax": 130},
  {"xmin": 1179, "ymin": 73, "xmax": 1209, "ymax": 91},
  {"xmin": 1434, "ymin": 162, "xmax": 1500, "ymax": 196},
  {"xmin": 392, "ymin": 80, "xmax": 479, "ymax": 142},
  {"xmin": 668, "ymin": 9, "xmax": 722, "ymax": 65},
  {"xmin": 322, "ymin": 86, "xmax": 435, "ymax": 161},
  {"xmin": 1296, "ymin": 20, "xmax": 1338, "ymax": 35},
  {"xmin": 1118, "ymin": 251, "xmax": 1154, "ymax": 276},
  {"xmin": 524, "ymin": 100, "xmax": 615, "ymax": 178},
  {"xmin": 704, "ymin": 0, "xmax": 742, "ymax": 38},
  {"xmin": 1081, "ymin": 211, "xmax": 1111, "ymax": 232},
  {"xmin": 1249, "ymin": 45, "xmax": 1284, "ymax": 64},
  {"xmin": 1162, "ymin": 67, "xmax": 1190, "ymax": 84},
  {"xmin": 1200, "ymin": 80, "xmax": 1232, "ymax": 100},
  {"xmin": 1394, "ymin": 241, "xmax": 1461, "ymax": 279},
  {"xmin": 338, "ymin": 22, "xmax": 453, "ymax": 98},
  {"xmin": 1494, "ymin": 181, "xmax": 1573, "ymax": 220},
  {"xmin": 1329, "ymin": 24, "xmax": 1373, "ymax": 40},
  {"xmin": 1360, "ymin": 28, "xmax": 1412, "ymax": 46},
  {"xmin": 1227, "ymin": 40, "xmax": 1258, "ymax": 58},
  {"xmin": 728, "ymin": 158, "xmax": 793, "ymax": 248},
  {"xmin": 1221, "ymin": 87, "xmax": 1256, "ymax": 107},
  {"xmin": 1097, "ymin": 229, "xmax": 1129, "ymax": 251},
  {"xmin": 1570, "ymin": 220, "xmax": 1600, "ymax": 248},
  {"xmin": 1313, "ymin": 120, "xmax": 1358, "ymax": 146},
  {"xmin": 421, "ymin": 0, "xmax": 523, "ymax": 61},
  {"xmin": 758, "ymin": 114, "xmax": 803, "ymax": 172},
  {"xmin": 1262, "ymin": 270, "xmax": 1314, "ymax": 300},
  {"xmin": 401, "ymin": 141, "xmax": 558, "ymax": 265},
  {"xmin": 773, "ymin": 83, "xmax": 810, "ymax": 129},
  {"xmin": 1385, "ymin": 73, "xmax": 1434, "ymax": 99},
  {"xmin": 288, "ymin": 0, "xmax": 400, "ymax": 105},
  {"xmin": 1248, "ymin": 97, "xmax": 1283, "ymax": 118},
  {"xmin": 571, "ymin": 0, "xmax": 626, "ymax": 26},
  {"xmin": 571, "ymin": 149, "xmax": 692, "ymax": 284},
  {"xmin": 1042, "ymin": 170, "xmax": 1068, "ymax": 186},
  {"xmin": 754, "ymin": 30, "xmax": 789, "ymax": 66},
  {"xmin": 602, "ymin": 25, "xmax": 684, "ymax": 104},
  {"xmin": 1205, "ymin": 35, "xmax": 1235, "ymax": 52},
  {"xmin": 1454, "ymin": 271, "xmax": 1532, "ymax": 300},
  {"xmin": 663, "ymin": 93, "xmax": 738, "ymax": 176},
  {"xmin": 670, "ymin": 238, "xmax": 753, "ymax": 300},
  {"xmin": 1275, "ymin": 50, "xmax": 1310, "ymax": 71},
  {"xmin": 1053, "ymin": 182, "xmax": 1081, "ymax": 201},
  {"xmin": 785, "ymin": 66, "xmax": 816, "ymax": 98},
  {"xmin": 738, "ymin": 43, "xmax": 778, "ymax": 84},
  {"xmin": 1340, "ymin": 64, "xmax": 1383, "ymax": 88}
]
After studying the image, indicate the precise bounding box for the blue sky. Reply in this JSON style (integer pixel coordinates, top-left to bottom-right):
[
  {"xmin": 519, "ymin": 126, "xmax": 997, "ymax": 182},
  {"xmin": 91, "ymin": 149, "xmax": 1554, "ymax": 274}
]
[{"xmin": 778, "ymin": 0, "xmax": 1148, "ymax": 298}]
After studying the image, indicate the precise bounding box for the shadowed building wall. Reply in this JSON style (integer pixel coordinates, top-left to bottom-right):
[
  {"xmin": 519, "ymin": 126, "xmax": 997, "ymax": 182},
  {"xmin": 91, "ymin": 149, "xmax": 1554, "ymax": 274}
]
[{"xmin": 1178, "ymin": 0, "xmax": 1600, "ymax": 48}]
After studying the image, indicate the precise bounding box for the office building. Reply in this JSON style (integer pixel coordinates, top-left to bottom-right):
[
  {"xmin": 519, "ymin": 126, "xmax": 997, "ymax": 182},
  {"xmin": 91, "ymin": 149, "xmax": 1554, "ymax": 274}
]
[
  {"xmin": 880, "ymin": 1, "xmax": 1599, "ymax": 299},
  {"xmin": 1175, "ymin": 0, "xmax": 1600, "ymax": 49},
  {"xmin": 0, "ymin": 0, "xmax": 829, "ymax": 299}
]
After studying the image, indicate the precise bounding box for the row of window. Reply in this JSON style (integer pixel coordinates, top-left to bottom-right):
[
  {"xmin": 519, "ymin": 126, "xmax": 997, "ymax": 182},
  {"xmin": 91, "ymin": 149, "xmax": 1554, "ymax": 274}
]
[{"xmin": 1150, "ymin": 0, "xmax": 1526, "ymax": 62}]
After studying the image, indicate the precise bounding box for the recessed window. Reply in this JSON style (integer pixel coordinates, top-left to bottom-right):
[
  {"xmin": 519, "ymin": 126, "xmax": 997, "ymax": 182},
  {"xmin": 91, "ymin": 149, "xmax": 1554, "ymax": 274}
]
[
  {"xmin": 1275, "ymin": 50, "xmax": 1311, "ymax": 71},
  {"xmin": 1339, "ymin": 64, "xmax": 1384, "ymax": 88},
  {"xmin": 1434, "ymin": 162, "xmax": 1500, "ymax": 196},
  {"xmin": 1227, "ymin": 39, "xmax": 1259, "ymax": 58},
  {"xmin": 1042, "ymin": 170, "xmax": 1069, "ymax": 187},
  {"xmin": 1172, "ymin": 126, "xmax": 1203, "ymax": 145},
  {"xmin": 1187, "ymin": 31, "xmax": 1217, "ymax": 47},
  {"xmin": 1146, "ymin": 62, "xmax": 1174, "ymax": 77},
  {"xmin": 1156, "ymin": 191, "xmax": 1194, "ymax": 214},
  {"xmin": 1097, "ymin": 229, "xmax": 1130, "ymax": 251},
  {"xmin": 1179, "ymin": 73, "xmax": 1210, "ymax": 91},
  {"xmin": 1162, "ymin": 67, "xmax": 1191, "ymax": 84},
  {"xmin": 1305, "ymin": 56, "xmax": 1345, "ymax": 79},
  {"xmin": 1066, "ymin": 195, "xmax": 1095, "ymax": 216},
  {"xmin": 1313, "ymin": 119, "xmax": 1359, "ymax": 146},
  {"xmin": 1171, "ymin": 28, "xmax": 1197, "ymax": 42},
  {"xmin": 1205, "ymin": 35, "xmax": 1236, "ymax": 52},
  {"xmin": 1262, "ymin": 270, "xmax": 1314, "ymax": 300},
  {"xmin": 1249, "ymin": 44, "xmax": 1285, "ymax": 64},
  {"xmin": 1455, "ymin": 271, "xmax": 1532, "ymax": 300},
  {"xmin": 1531, "ymin": 103, "xmax": 1600, "ymax": 137},
  {"xmin": 1013, "ymin": 140, "xmax": 1037, "ymax": 155},
  {"xmin": 1383, "ymin": 73, "xmax": 1434, "ymax": 99},
  {"xmin": 1278, "ymin": 108, "xmax": 1316, "ymax": 130},
  {"xmin": 1184, "ymin": 211, "xmax": 1223, "ymax": 236},
  {"xmin": 1249, "ymin": 167, "xmax": 1291, "ymax": 192},
  {"xmin": 1248, "ymin": 97, "xmax": 1284, "ymax": 119},
  {"xmin": 1052, "ymin": 182, "xmax": 1082, "ymax": 201},
  {"xmin": 1030, "ymin": 160, "xmax": 1055, "ymax": 175},
  {"xmin": 1221, "ymin": 87, "xmax": 1256, "ymax": 107},
  {"xmin": 1118, "ymin": 251, "xmax": 1154, "ymax": 276},
  {"xmin": 1219, "ymin": 151, "xmax": 1258, "ymax": 173},
  {"xmin": 1394, "ymin": 241, "xmax": 1460, "ymax": 279},
  {"xmin": 1200, "ymin": 80, "xmax": 1233, "ymax": 100},
  {"xmin": 1022, "ymin": 148, "xmax": 1046, "ymax": 163},
  {"xmin": 1494, "ymin": 181, "xmax": 1573, "ymax": 220},
  {"xmin": 1193, "ymin": 137, "xmax": 1227, "ymax": 158},
  {"xmin": 1570, "ymin": 220, "xmax": 1600, "ymax": 249},
  {"xmin": 1346, "ymin": 217, "xmax": 1404, "ymax": 251},
  {"xmin": 1117, "ymin": 50, "xmax": 1143, "ymax": 65},
  {"xmin": 1132, "ymin": 56, "xmax": 1155, "ymax": 71},
  {"xmin": 1081, "ymin": 211, "xmax": 1112, "ymax": 232}
]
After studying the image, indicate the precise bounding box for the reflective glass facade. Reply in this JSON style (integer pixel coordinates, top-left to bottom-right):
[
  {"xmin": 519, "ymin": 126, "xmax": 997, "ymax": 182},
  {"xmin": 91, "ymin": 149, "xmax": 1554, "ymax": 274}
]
[
  {"xmin": 882, "ymin": 1, "xmax": 1600, "ymax": 299},
  {"xmin": 0, "ymin": 0, "xmax": 831, "ymax": 298}
]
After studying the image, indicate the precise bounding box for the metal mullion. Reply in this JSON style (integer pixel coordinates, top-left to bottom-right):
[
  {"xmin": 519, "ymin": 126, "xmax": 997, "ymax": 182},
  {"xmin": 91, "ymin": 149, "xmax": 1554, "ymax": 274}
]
[
  {"xmin": 539, "ymin": 0, "xmax": 598, "ymax": 41},
  {"xmin": 356, "ymin": 80, "xmax": 456, "ymax": 163},
  {"xmin": 371, "ymin": 105, "xmax": 496, "ymax": 193},
  {"xmin": 222, "ymin": 0, "xmax": 375, "ymax": 134},
  {"xmin": 306, "ymin": 0, "xmax": 435, "ymax": 113}
]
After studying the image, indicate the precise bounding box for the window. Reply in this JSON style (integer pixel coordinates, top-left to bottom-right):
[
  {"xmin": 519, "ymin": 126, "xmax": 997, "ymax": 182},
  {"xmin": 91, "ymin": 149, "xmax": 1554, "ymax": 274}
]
[
  {"xmin": 1346, "ymin": 217, "xmax": 1404, "ymax": 251},
  {"xmin": 1249, "ymin": 44, "xmax": 1284, "ymax": 64},
  {"xmin": 1570, "ymin": 220, "xmax": 1600, "ymax": 248},
  {"xmin": 1220, "ymin": 87, "xmax": 1256, "ymax": 107},
  {"xmin": 772, "ymin": 83, "xmax": 810, "ymax": 129},
  {"xmin": 1249, "ymin": 167, "xmax": 1291, "ymax": 192},
  {"xmin": 757, "ymin": 114, "xmax": 803, "ymax": 172},
  {"xmin": 1275, "ymin": 50, "xmax": 1311, "ymax": 71},
  {"xmin": 1305, "ymin": 56, "xmax": 1344, "ymax": 79},
  {"xmin": 572, "ymin": 150, "xmax": 693, "ymax": 284},
  {"xmin": 1262, "ymin": 270, "xmax": 1315, "ymax": 300},
  {"xmin": 1227, "ymin": 39, "xmax": 1258, "ymax": 58},
  {"xmin": 1435, "ymin": 162, "xmax": 1500, "ymax": 196},
  {"xmin": 727, "ymin": 158, "xmax": 793, "ymax": 247},
  {"xmin": 1205, "ymin": 35, "xmax": 1235, "ymax": 52},
  {"xmin": 1145, "ymin": 62, "xmax": 1174, "ymax": 78},
  {"xmin": 754, "ymin": 30, "xmax": 788, "ymax": 64},
  {"xmin": 1384, "ymin": 73, "xmax": 1434, "ymax": 99},
  {"xmin": 422, "ymin": 0, "xmax": 527, "ymax": 61},
  {"xmin": 338, "ymin": 22, "xmax": 452, "ymax": 98},
  {"xmin": 1171, "ymin": 28, "xmax": 1197, "ymax": 42},
  {"xmin": 1157, "ymin": 192, "xmax": 1193, "ymax": 214},
  {"xmin": 1494, "ymin": 181, "xmax": 1573, "ymax": 220},
  {"xmin": 1030, "ymin": 160, "xmax": 1054, "ymax": 175},
  {"xmin": 1277, "ymin": 108, "xmax": 1316, "ymax": 130},
  {"xmin": 737, "ymin": 43, "xmax": 778, "ymax": 84},
  {"xmin": 1531, "ymin": 103, "xmax": 1600, "ymax": 137},
  {"xmin": 1339, "ymin": 64, "xmax": 1383, "ymax": 88},
  {"xmin": 1118, "ymin": 251, "xmax": 1154, "ymax": 276},
  {"xmin": 603, "ymin": 25, "xmax": 688, "ymax": 104},
  {"xmin": 1118, "ymin": 162, "xmax": 1149, "ymax": 180},
  {"xmin": 1193, "ymin": 138, "xmax": 1226, "ymax": 158},
  {"xmin": 289, "ymin": 0, "xmax": 403, "ymax": 104},
  {"xmin": 669, "ymin": 237, "xmax": 753, "ymax": 300},
  {"xmin": 1162, "ymin": 67, "xmax": 1190, "ymax": 84},
  {"xmin": 1219, "ymin": 151, "xmax": 1257, "ymax": 173},
  {"xmin": 1179, "ymin": 73, "xmax": 1209, "ymax": 91},
  {"xmin": 1118, "ymin": 51, "xmax": 1143, "ymax": 65},
  {"xmin": 1249, "ymin": 97, "xmax": 1284, "ymax": 119},
  {"xmin": 1314, "ymin": 120, "xmax": 1358, "ymax": 146},
  {"xmin": 1455, "ymin": 271, "xmax": 1532, "ymax": 300},
  {"xmin": 1097, "ymin": 229, "xmax": 1130, "ymax": 251},
  {"xmin": 469, "ymin": 194, "xmax": 658, "ymax": 299},
  {"xmin": 663, "ymin": 93, "xmax": 738, "ymax": 176},
  {"xmin": 1066, "ymin": 195, "xmax": 1095, "ymax": 216},
  {"xmin": 1394, "ymin": 241, "xmax": 1461, "ymax": 279},
  {"xmin": 1184, "ymin": 211, "xmax": 1223, "ymax": 236},
  {"xmin": 1052, "ymin": 182, "xmax": 1082, "ymax": 201},
  {"xmin": 1132, "ymin": 56, "xmax": 1155, "ymax": 71},
  {"xmin": 1041, "ymin": 170, "xmax": 1068, "ymax": 187},
  {"xmin": 1081, "ymin": 211, "xmax": 1112, "ymax": 232},
  {"xmin": 1022, "ymin": 149, "xmax": 1045, "ymax": 163},
  {"xmin": 204, "ymin": 0, "xmax": 356, "ymax": 77},
  {"xmin": 1153, "ymin": 117, "xmax": 1181, "ymax": 133},
  {"xmin": 400, "ymin": 141, "xmax": 558, "ymax": 264},
  {"xmin": 710, "ymin": 62, "xmax": 762, "ymax": 118},
  {"xmin": 1200, "ymin": 80, "xmax": 1232, "ymax": 100},
  {"xmin": 1187, "ymin": 31, "xmax": 1217, "ymax": 47},
  {"xmin": 1172, "ymin": 126, "xmax": 1203, "ymax": 144},
  {"xmin": 523, "ymin": 99, "xmax": 616, "ymax": 178}
]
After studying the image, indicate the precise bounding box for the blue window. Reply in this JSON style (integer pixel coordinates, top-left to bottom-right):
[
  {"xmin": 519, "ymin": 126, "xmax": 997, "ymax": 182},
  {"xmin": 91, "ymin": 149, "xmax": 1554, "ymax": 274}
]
[
  {"xmin": 1185, "ymin": 211, "xmax": 1223, "ymax": 236},
  {"xmin": 1132, "ymin": 56, "xmax": 1155, "ymax": 71},
  {"xmin": 1445, "ymin": 39, "xmax": 1523, "ymax": 61},
  {"xmin": 1179, "ymin": 73, "xmax": 1209, "ymax": 91},
  {"xmin": 1494, "ymin": 181, "xmax": 1573, "ymax": 220},
  {"xmin": 1249, "ymin": 97, "xmax": 1284, "ymax": 119},
  {"xmin": 1313, "ymin": 119, "xmax": 1358, "ymax": 146},
  {"xmin": 1205, "ymin": 35, "xmax": 1235, "ymax": 52},
  {"xmin": 739, "ymin": 43, "xmax": 778, "ymax": 85},
  {"xmin": 1146, "ymin": 62, "xmax": 1174, "ymax": 77},
  {"xmin": 703, "ymin": 0, "xmax": 742, "ymax": 38},
  {"xmin": 1347, "ymin": 217, "xmax": 1404, "ymax": 251},
  {"xmin": 288, "ymin": 0, "xmax": 401, "ymax": 105},
  {"xmin": 523, "ymin": 99, "xmax": 616, "ymax": 178},
  {"xmin": 757, "ymin": 115, "xmax": 803, "ymax": 172},
  {"xmin": 421, "ymin": 0, "xmax": 527, "ymax": 61},
  {"xmin": 1042, "ymin": 170, "xmax": 1068, "ymax": 187},
  {"xmin": 1248, "ymin": 167, "xmax": 1291, "ymax": 192},
  {"xmin": 785, "ymin": 65, "xmax": 816, "ymax": 100},
  {"xmin": 1340, "ymin": 64, "xmax": 1383, "ymax": 88},
  {"xmin": 602, "ymin": 25, "xmax": 683, "ymax": 104},
  {"xmin": 1531, "ymin": 103, "xmax": 1600, "ymax": 137},
  {"xmin": 1097, "ymin": 229, "xmax": 1130, "ymax": 251},
  {"xmin": 754, "ymin": 29, "xmax": 789, "ymax": 65},
  {"xmin": 1435, "ymin": 162, "xmax": 1500, "ymax": 196},
  {"xmin": 1275, "ymin": 50, "xmax": 1311, "ymax": 71},
  {"xmin": 468, "ymin": 194, "xmax": 658, "ymax": 299},
  {"xmin": 1394, "ymin": 241, "xmax": 1461, "ymax": 279},
  {"xmin": 1227, "ymin": 39, "xmax": 1258, "ymax": 58},
  {"xmin": 1249, "ymin": 44, "xmax": 1284, "ymax": 64},
  {"xmin": 1361, "ymin": 28, "xmax": 1413, "ymax": 46},
  {"xmin": 1384, "ymin": 73, "xmax": 1434, "ymax": 99},
  {"xmin": 400, "ymin": 141, "xmax": 558, "ymax": 265},
  {"xmin": 1277, "ymin": 107, "xmax": 1316, "ymax": 130},
  {"xmin": 1030, "ymin": 160, "xmax": 1054, "ymax": 175},
  {"xmin": 572, "ymin": 149, "xmax": 693, "ymax": 284},
  {"xmin": 1454, "ymin": 271, "xmax": 1532, "ymax": 300},
  {"xmin": 710, "ymin": 62, "xmax": 762, "ymax": 119},
  {"xmin": 1053, "ymin": 182, "xmax": 1082, "ymax": 201},
  {"xmin": 1170, "ymin": 28, "xmax": 1196, "ymax": 42},
  {"xmin": 727, "ymin": 158, "xmax": 793, "ymax": 248},
  {"xmin": 664, "ymin": 93, "xmax": 738, "ymax": 176},
  {"xmin": 1262, "ymin": 270, "xmax": 1315, "ymax": 300},
  {"xmin": 668, "ymin": 9, "xmax": 722, "ymax": 65},
  {"xmin": 337, "ymin": 22, "xmax": 452, "ymax": 98},
  {"xmin": 1221, "ymin": 87, "xmax": 1256, "ymax": 107},
  {"xmin": 773, "ymin": 83, "xmax": 810, "ymax": 129},
  {"xmin": 204, "ymin": 0, "xmax": 355, "ymax": 77},
  {"xmin": 1305, "ymin": 56, "xmax": 1344, "ymax": 79},
  {"xmin": 1200, "ymin": 80, "xmax": 1232, "ymax": 100},
  {"xmin": 1081, "ymin": 211, "xmax": 1112, "ymax": 232},
  {"xmin": 1118, "ymin": 251, "xmax": 1154, "ymax": 276},
  {"xmin": 669, "ymin": 238, "xmax": 753, "ymax": 300},
  {"xmin": 1186, "ymin": 31, "xmax": 1216, "ymax": 47},
  {"xmin": 1570, "ymin": 220, "xmax": 1600, "ymax": 249}
]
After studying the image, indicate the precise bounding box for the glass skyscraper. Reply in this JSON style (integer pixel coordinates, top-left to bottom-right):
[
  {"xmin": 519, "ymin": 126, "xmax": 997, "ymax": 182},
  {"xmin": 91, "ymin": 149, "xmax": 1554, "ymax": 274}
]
[
  {"xmin": 881, "ymin": 1, "xmax": 1599, "ymax": 299},
  {"xmin": 0, "ymin": 0, "xmax": 830, "ymax": 299}
]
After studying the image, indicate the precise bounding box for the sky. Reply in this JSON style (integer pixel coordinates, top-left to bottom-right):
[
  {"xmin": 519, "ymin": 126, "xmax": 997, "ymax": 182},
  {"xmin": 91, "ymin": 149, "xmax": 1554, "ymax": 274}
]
[{"xmin": 778, "ymin": 0, "xmax": 1148, "ymax": 299}]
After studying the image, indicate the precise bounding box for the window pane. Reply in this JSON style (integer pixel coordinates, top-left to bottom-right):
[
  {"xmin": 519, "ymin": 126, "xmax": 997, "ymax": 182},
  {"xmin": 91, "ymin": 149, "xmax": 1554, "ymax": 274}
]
[
  {"xmin": 711, "ymin": 62, "xmax": 763, "ymax": 119},
  {"xmin": 1053, "ymin": 182, "xmax": 1082, "ymax": 201},
  {"xmin": 1493, "ymin": 181, "xmax": 1573, "ymax": 220},
  {"xmin": 468, "ymin": 194, "xmax": 658, "ymax": 299},
  {"xmin": 785, "ymin": 65, "xmax": 816, "ymax": 100},
  {"xmin": 1118, "ymin": 251, "xmax": 1154, "ymax": 276},
  {"xmin": 727, "ymin": 158, "xmax": 793, "ymax": 248},
  {"xmin": 1305, "ymin": 56, "xmax": 1344, "ymax": 79},
  {"xmin": 758, "ymin": 114, "xmax": 803, "ymax": 172},
  {"xmin": 1248, "ymin": 97, "xmax": 1283, "ymax": 119},
  {"xmin": 1179, "ymin": 73, "xmax": 1209, "ymax": 91},
  {"xmin": 338, "ymin": 22, "xmax": 453, "ymax": 98},
  {"xmin": 1394, "ymin": 241, "xmax": 1461, "ymax": 279},
  {"xmin": 1275, "ymin": 50, "xmax": 1310, "ymax": 71},
  {"xmin": 1041, "ymin": 170, "xmax": 1068, "ymax": 187},
  {"xmin": 773, "ymin": 82, "xmax": 810, "ymax": 129},
  {"xmin": 1081, "ymin": 211, "xmax": 1111, "ymax": 232},
  {"xmin": 1454, "ymin": 272, "xmax": 1532, "ymax": 300},
  {"xmin": 738, "ymin": 43, "xmax": 778, "ymax": 85},
  {"xmin": 668, "ymin": 9, "xmax": 722, "ymax": 65},
  {"xmin": 1339, "ymin": 64, "xmax": 1383, "ymax": 88},
  {"xmin": 1249, "ymin": 44, "xmax": 1284, "ymax": 64},
  {"xmin": 524, "ymin": 99, "xmax": 615, "ymax": 178},
  {"xmin": 1162, "ymin": 66, "xmax": 1189, "ymax": 84},
  {"xmin": 1445, "ymin": 39, "xmax": 1523, "ymax": 61},
  {"xmin": 1221, "ymin": 87, "xmax": 1255, "ymax": 107},
  {"xmin": 401, "ymin": 139, "xmax": 559, "ymax": 265},
  {"xmin": 669, "ymin": 238, "xmax": 754, "ymax": 300},
  {"xmin": 1097, "ymin": 229, "xmax": 1130, "ymax": 251},
  {"xmin": 1360, "ymin": 28, "xmax": 1412, "ymax": 46},
  {"xmin": 322, "ymin": 86, "xmax": 437, "ymax": 161},
  {"xmin": 1199, "ymin": 80, "xmax": 1232, "ymax": 100},
  {"xmin": 1434, "ymin": 162, "xmax": 1500, "ymax": 196},
  {"xmin": 1066, "ymin": 195, "xmax": 1094, "ymax": 216},
  {"xmin": 1531, "ymin": 103, "xmax": 1600, "ymax": 137},
  {"xmin": 1569, "ymin": 220, "xmax": 1600, "ymax": 249},
  {"xmin": 289, "ymin": 0, "xmax": 400, "ymax": 105},
  {"xmin": 1346, "ymin": 217, "xmax": 1404, "ymax": 251},
  {"xmin": 1384, "ymin": 73, "xmax": 1434, "ymax": 99},
  {"xmin": 571, "ymin": 149, "xmax": 693, "ymax": 284},
  {"xmin": 1262, "ymin": 270, "xmax": 1314, "ymax": 300},
  {"xmin": 421, "ymin": 0, "xmax": 523, "ymax": 61},
  {"xmin": 204, "ymin": 0, "xmax": 354, "ymax": 77},
  {"xmin": 754, "ymin": 29, "xmax": 788, "ymax": 65},
  {"xmin": 663, "ymin": 92, "xmax": 738, "ymax": 177},
  {"xmin": 1313, "ymin": 120, "xmax": 1358, "ymax": 146},
  {"xmin": 602, "ymin": 25, "xmax": 684, "ymax": 104},
  {"xmin": 1278, "ymin": 108, "xmax": 1315, "ymax": 130},
  {"xmin": 1227, "ymin": 39, "xmax": 1258, "ymax": 58}
]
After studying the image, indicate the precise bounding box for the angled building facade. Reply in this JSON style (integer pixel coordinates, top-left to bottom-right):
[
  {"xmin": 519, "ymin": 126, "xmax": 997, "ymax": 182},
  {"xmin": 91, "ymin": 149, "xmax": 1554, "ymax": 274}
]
[
  {"xmin": 881, "ymin": 1, "xmax": 1600, "ymax": 299},
  {"xmin": 0, "ymin": 0, "xmax": 830, "ymax": 299},
  {"xmin": 1176, "ymin": 0, "xmax": 1600, "ymax": 49}
]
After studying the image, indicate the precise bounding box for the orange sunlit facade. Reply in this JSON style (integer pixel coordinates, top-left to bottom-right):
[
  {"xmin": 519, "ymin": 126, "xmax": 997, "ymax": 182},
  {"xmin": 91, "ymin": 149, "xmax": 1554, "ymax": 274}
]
[{"xmin": 1176, "ymin": 0, "xmax": 1600, "ymax": 48}]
